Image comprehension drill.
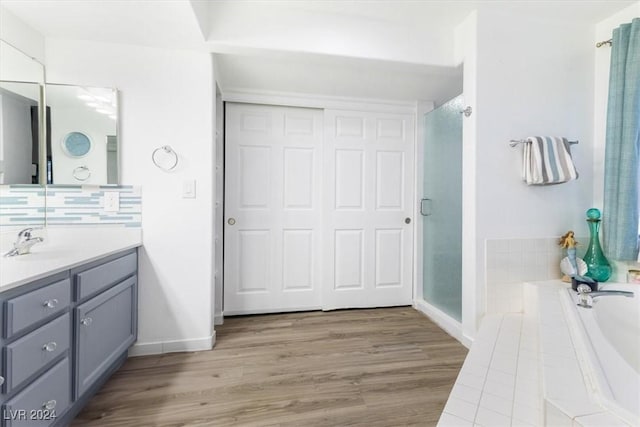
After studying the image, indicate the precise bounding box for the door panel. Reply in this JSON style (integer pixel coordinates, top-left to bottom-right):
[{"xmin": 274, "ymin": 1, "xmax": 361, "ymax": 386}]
[
  {"xmin": 224, "ymin": 104, "xmax": 323, "ymax": 314},
  {"xmin": 323, "ymin": 110, "xmax": 414, "ymax": 310},
  {"xmin": 225, "ymin": 104, "xmax": 414, "ymax": 313}
]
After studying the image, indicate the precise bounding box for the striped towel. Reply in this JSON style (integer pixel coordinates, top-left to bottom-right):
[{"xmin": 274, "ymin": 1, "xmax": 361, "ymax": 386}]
[{"xmin": 522, "ymin": 137, "xmax": 579, "ymax": 185}]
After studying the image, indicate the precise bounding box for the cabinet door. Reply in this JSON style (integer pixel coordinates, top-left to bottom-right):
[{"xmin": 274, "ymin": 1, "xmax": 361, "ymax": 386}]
[{"xmin": 74, "ymin": 276, "xmax": 136, "ymax": 398}]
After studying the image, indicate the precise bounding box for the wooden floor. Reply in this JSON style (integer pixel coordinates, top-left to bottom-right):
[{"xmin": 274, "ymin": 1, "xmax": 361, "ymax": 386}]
[{"xmin": 72, "ymin": 307, "xmax": 467, "ymax": 427}]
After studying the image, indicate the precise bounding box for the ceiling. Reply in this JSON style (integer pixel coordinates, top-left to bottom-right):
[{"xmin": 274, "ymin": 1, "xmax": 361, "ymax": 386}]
[
  {"xmin": 1, "ymin": 0, "xmax": 204, "ymax": 49},
  {"xmin": 1, "ymin": 0, "xmax": 636, "ymax": 104}
]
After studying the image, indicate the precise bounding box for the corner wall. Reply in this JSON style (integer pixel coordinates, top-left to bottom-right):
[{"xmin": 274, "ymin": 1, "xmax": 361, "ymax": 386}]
[
  {"xmin": 45, "ymin": 39, "xmax": 216, "ymax": 354},
  {"xmin": 0, "ymin": 6, "xmax": 45, "ymax": 64},
  {"xmin": 460, "ymin": 8, "xmax": 596, "ymax": 337}
]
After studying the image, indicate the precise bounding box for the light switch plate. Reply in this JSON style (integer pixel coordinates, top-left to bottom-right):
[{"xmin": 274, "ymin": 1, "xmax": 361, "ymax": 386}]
[
  {"xmin": 183, "ymin": 179, "xmax": 196, "ymax": 199},
  {"xmin": 104, "ymin": 191, "xmax": 120, "ymax": 212}
]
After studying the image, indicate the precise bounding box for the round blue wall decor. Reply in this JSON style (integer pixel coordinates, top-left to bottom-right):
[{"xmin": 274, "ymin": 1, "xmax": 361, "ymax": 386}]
[{"xmin": 62, "ymin": 132, "xmax": 92, "ymax": 157}]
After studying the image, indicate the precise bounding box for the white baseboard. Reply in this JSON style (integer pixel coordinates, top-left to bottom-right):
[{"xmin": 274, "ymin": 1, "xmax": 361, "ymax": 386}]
[
  {"xmin": 128, "ymin": 331, "xmax": 217, "ymax": 357},
  {"xmin": 223, "ymin": 306, "xmax": 321, "ymax": 316},
  {"xmin": 214, "ymin": 314, "xmax": 224, "ymax": 325},
  {"xmin": 413, "ymin": 299, "xmax": 473, "ymax": 348}
]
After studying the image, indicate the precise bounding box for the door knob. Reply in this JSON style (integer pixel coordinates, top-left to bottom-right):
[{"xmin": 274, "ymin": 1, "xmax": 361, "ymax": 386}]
[
  {"xmin": 43, "ymin": 299, "xmax": 58, "ymax": 308},
  {"xmin": 43, "ymin": 400, "xmax": 57, "ymax": 410},
  {"xmin": 405, "ymin": 217, "xmax": 411, "ymax": 224},
  {"xmin": 227, "ymin": 218, "xmax": 236, "ymax": 225},
  {"xmin": 42, "ymin": 342, "xmax": 57, "ymax": 352}
]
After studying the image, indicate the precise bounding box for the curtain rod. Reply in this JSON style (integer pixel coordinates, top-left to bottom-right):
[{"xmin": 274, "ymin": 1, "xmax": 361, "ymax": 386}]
[{"xmin": 596, "ymin": 38, "xmax": 613, "ymax": 48}]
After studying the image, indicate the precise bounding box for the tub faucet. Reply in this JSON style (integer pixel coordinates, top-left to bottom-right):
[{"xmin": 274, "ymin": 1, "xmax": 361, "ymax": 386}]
[
  {"xmin": 576, "ymin": 284, "xmax": 634, "ymax": 308},
  {"xmin": 4, "ymin": 227, "xmax": 44, "ymax": 257}
]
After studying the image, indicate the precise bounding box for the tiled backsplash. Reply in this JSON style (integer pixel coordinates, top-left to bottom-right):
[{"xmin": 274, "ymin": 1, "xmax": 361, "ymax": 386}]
[
  {"xmin": 0, "ymin": 185, "xmax": 141, "ymax": 228},
  {"xmin": 0, "ymin": 185, "xmax": 46, "ymax": 227},
  {"xmin": 485, "ymin": 237, "xmax": 586, "ymax": 314}
]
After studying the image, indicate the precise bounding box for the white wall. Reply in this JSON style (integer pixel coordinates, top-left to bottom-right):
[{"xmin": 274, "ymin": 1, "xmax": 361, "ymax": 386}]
[
  {"xmin": 205, "ymin": 2, "xmax": 455, "ymax": 67},
  {"xmin": 0, "ymin": 40, "xmax": 44, "ymax": 83},
  {"xmin": 50, "ymin": 106, "xmax": 114, "ymax": 184},
  {"xmin": 593, "ymin": 2, "xmax": 640, "ymax": 209},
  {"xmin": 0, "ymin": 6, "xmax": 45, "ymax": 64},
  {"xmin": 457, "ymin": 8, "xmax": 597, "ymax": 337},
  {"xmin": 454, "ymin": 12, "xmax": 479, "ymax": 340},
  {"xmin": 45, "ymin": 39, "xmax": 216, "ymax": 354}
]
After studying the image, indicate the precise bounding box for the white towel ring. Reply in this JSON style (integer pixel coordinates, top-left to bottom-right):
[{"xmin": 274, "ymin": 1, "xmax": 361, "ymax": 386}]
[
  {"xmin": 152, "ymin": 145, "xmax": 178, "ymax": 171},
  {"xmin": 72, "ymin": 165, "xmax": 91, "ymax": 181}
]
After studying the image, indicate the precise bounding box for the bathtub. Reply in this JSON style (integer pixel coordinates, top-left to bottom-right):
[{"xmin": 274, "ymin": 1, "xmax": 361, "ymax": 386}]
[{"xmin": 563, "ymin": 283, "xmax": 640, "ymax": 425}]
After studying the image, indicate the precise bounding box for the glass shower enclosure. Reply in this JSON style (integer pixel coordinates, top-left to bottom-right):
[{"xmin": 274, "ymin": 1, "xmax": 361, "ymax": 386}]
[{"xmin": 422, "ymin": 95, "xmax": 463, "ymax": 322}]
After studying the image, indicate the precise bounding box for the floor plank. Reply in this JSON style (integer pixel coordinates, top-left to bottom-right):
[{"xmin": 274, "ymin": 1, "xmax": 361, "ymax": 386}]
[{"xmin": 72, "ymin": 307, "xmax": 467, "ymax": 426}]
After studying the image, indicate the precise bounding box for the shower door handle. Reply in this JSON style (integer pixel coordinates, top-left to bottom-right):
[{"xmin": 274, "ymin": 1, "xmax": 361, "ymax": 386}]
[{"xmin": 420, "ymin": 199, "xmax": 432, "ymax": 216}]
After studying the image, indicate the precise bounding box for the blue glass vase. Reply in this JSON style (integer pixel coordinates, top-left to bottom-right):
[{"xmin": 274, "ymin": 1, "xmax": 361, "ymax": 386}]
[{"xmin": 583, "ymin": 208, "xmax": 612, "ymax": 282}]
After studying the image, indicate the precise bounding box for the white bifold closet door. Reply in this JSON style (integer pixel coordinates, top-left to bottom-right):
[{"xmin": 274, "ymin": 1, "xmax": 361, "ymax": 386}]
[
  {"xmin": 224, "ymin": 103, "xmax": 324, "ymax": 314},
  {"xmin": 224, "ymin": 103, "xmax": 414, "ymax": 314},
  {"xmin": 323, "ymin": 110, "xmax": 414, "ymax": 310}
]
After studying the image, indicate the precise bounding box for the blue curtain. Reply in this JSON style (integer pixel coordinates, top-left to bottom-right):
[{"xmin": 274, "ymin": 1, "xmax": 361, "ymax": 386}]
[{"xmin": 603, "ymin": 18, "xmax": 640, "ymax": 261}]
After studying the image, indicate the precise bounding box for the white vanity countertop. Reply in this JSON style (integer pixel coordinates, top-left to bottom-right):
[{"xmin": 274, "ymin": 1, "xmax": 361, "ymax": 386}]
[{"xmin": 0, "ymin": 227, "xmax": 142, "ymax": 292}]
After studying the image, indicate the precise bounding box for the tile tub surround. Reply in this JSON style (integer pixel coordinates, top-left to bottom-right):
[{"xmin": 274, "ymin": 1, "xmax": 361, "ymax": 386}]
[
  {"xmin": 0, "ymin": 184, "xmax": 141, "ymax": 228},
  {"xmin": 0, "ymin": 226, "xmax": 142, "ymax": 291},
  {"xmin": 439, "ymin": 281, "xmax": 635, "ymax": 427},
  {"xmin": 536, "ymin": 281, "xmax": 637, "ymax": 426},
  {"xmin": 485, "ymin": 238, "xmax": 586, "ymax": 314}
]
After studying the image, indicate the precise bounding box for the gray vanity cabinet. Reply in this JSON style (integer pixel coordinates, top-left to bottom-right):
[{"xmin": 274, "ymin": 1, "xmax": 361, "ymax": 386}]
[{"xmin": 0, "ymin": 248, "xmax": 138, "ymax": 427}]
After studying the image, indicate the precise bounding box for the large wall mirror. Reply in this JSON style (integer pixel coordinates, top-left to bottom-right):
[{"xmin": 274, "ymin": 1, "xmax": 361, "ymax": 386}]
[
  {"xmin": 46, "ymin": 84, "xmax": 119, "ymax": 185},
  {"xmin": 0, "ymin": 39, "xmax": 120, "ymax": 229},
  {"xmin": 0, "ymin": 40, "xmax": 45, "ymax": 186},
  {"xmin": 0, "ymin": 40, "xmax": 46, "ymax": 229}
]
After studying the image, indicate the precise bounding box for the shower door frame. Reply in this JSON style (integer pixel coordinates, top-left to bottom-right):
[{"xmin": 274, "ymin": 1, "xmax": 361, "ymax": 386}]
[{"xmin": 412, "ymin": 99, "xmax": 471, "ymax": 348}]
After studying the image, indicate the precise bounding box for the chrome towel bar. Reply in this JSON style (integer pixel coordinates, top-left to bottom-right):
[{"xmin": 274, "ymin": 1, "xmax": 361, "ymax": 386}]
[{"xmin": 509, "ymin": 139, "xmax": 579, "ymax": 148}]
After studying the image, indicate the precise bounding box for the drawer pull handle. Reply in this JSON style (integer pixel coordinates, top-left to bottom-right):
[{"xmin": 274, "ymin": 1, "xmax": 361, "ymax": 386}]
[
  {"xmin": 43, "ymin": 299, "xmax": 59, "ymax": 308},
  {"xmin": 0, "ymin": 376, "xmax": 4, "ymax": 386},
  {"xmin": 42, "ymin": 342, "xmax": 57, "ymax": 352},
  {"xmin": 80, "ymin": 317, "xmax": 93, "ymax": 326},
  {"xmin": 43, "ymin": 400, "xmax": 56, "ymax": 410}
]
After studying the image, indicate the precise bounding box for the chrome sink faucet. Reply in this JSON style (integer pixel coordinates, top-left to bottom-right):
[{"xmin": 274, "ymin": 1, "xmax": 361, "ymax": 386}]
[
  {"xmin": 576, "ymin": 284, "xmax": 634, "ymax": 308},
  {"xmin": 4, "ymin": 227, "xmax": 44, "ymax": 257}
]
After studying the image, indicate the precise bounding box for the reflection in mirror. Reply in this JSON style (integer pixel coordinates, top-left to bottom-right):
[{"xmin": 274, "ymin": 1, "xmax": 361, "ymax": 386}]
[
  {"xmin": 0, "ymin": 81, "xmax": 41, "ymax": 184},
  {"xmin": 0, "ymin": 41, "xmax": 46, "ymax": 230},
  {"xmin": 46, "ymin": 84, "xmax": 118, "ymax": 185}
]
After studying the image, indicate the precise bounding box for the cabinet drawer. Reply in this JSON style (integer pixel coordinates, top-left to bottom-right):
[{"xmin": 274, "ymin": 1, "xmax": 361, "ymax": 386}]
[
  {"xmin": 75, "ymin": 275, "xmax": 136, "ymax": 398},
  {"xmin": 4, "ymin": 279, "xmax": 71, "ymax": 339},
  {"xmin": 4, "ymin": 313, "xmax": 70, "ymax": 394},
  {"xmin": 2, "ymin": 358, "xmax": 70, "ymax": 427},
  {"xmin": 75, "ymin": 252, "xmax": 136, "ymax": 302}
]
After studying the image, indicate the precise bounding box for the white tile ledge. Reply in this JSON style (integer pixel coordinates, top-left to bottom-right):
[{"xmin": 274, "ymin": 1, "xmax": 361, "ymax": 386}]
[
  {"xmin": 438, "ymin": 280, "xmax": 633, "ymax": 427},
  {"xmin": 438, "ymin": 312, "xmax": 542, "ymax": 426},
  {"xmin": 533, "ymin": 281, "xmax": 634, "ymax": 427}
]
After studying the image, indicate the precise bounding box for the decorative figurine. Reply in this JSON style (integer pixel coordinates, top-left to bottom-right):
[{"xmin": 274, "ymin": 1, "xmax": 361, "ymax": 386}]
[{"xmin": 558, "ymin": 230, "xmax": 593, "ymax": 289}]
